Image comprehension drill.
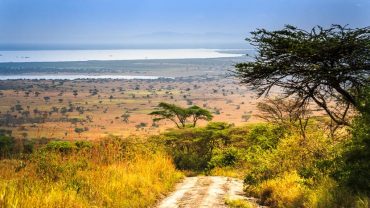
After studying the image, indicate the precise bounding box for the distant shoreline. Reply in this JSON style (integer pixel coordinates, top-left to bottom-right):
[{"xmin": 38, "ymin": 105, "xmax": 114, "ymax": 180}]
[
  {"xmin": 0, "ymin": 56, "xmax": 251, "ymax": 78},
  {"xmin": 0, "ymin": 49, "xmax": 247, "ymax": 63},
  {"xmin": 0, "ymin": 74, "xmax": 173, "ymax": 80}
]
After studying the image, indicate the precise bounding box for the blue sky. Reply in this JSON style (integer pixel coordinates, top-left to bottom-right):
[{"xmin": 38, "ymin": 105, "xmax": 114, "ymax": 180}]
[{"xmin": 0, "ymin": 0, "xmax": 369, "ymax": 49}]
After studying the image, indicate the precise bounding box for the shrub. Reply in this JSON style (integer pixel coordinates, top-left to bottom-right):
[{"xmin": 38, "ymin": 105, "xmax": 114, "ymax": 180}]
[
  {"xmin": 155, "ymin": 122, "xmax": 233, "ymax": 171},
  {"xmin": 46, "ymin": 141, "xmax": 76, "ymax": 153},
  {"xmin": 21, "ymin": 139, "xmax": 35, "ymax": 154},
  {"xmin": 245, "ymin": 124, "xmax": 284, "ymax": 150},
  {"xmin": 251, "ymin": 171, "xmax": 308, "ymax": 208},
  {"xmin": 208, "ymin": 147, "xmax": 243, "ymax": 169},
  {"xmin": 337, "ymin": 87, "xmax": 370, "ymax": 194},
  {"xmin": 0, "ymin": 135, "xmax": 15, "ymax": 158},
  {"xmin": 75, "ymin": 141, "xmax": 93, "ymax": 149},
  {"xmin": 305, "ymin": 177, "xmax": 367, "ymax": 208}
]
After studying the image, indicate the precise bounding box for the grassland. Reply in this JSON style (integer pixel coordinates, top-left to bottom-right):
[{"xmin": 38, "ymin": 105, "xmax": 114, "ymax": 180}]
[
  {"xmin": 0, "ymin": 59, "xmax": 368, "ymax": 207},
  {"xmin": 0, "ymin": 137, "xmax": 183, "ymax": 207},
  {"xmin": 0, "ymin": 77, "xmax": 258, "ymax": 141}
]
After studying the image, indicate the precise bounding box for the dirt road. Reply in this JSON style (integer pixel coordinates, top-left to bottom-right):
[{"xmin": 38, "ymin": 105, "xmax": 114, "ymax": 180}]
[{"xmin": 157, "ymin": 176, "xmax": 260, "ymax": 208}]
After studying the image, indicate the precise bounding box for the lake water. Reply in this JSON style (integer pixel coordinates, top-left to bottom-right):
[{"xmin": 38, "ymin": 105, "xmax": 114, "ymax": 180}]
[
  {"xmin": 0, "ymin": 74, "xmax": 171, "ymax": 80},
  {"xmin": 0, "ymin": 49, "xmax": 243, "ymax": 63}
]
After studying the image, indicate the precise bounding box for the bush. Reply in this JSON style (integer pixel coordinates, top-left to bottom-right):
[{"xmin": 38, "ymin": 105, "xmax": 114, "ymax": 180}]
[
  {"xmin": 0, "ymin": 135, "xmax": 35, "ymax": 158},
  {"xmin": 337, "ymin": 88, "xmax": 370, "ymax": 194},
  {"xmin": 45, "ymin": 140, "xmax": 92, "ymax": 154},
  {"xmin": 154, "ymin": 122, "xmax": 233, "ymax": 171},
  {"xmin": 208, "ymin": 147, "xmax": 243, "ymax": 169},
  {"xmin": 250, "ymin": 171, "xmax": 308, "ymax": 208},
  {"xmin": 46, "ymin": 141, "xmax": 76, "ymax": 153},
  {"xmin": 0, "ymin": 135, "xmax": 15, "ymax": 158},
  {"xmin": 22, "ymin": 139, "xmax": 34, "ymax": 154},
  {"xmin": 305, "ymin": 177, "xmax": 368, "ymax": 208},
  {"xmin": 245, "ymin": 124, "xmax": 285, "ymax": 150},
  {"xmin": 75, "ymin": 141, "xmax": 93, "ymax": 149}
]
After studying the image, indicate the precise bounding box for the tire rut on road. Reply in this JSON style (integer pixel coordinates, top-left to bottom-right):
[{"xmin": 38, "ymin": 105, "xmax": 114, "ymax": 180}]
[{"xmin": 157, "ymin": 176, "xmax": 260, "ymax": 208}]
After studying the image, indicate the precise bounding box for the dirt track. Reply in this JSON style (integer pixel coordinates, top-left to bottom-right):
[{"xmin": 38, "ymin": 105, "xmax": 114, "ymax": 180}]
[{"xmin": 157, "ymin": 176, "xmax": 260, "ymax": 208}]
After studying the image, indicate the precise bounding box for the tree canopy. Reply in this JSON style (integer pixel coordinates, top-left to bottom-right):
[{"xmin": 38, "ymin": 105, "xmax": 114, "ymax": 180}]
[
  {"xmin": 149, "ymin": 102, "xmax": 213, "ymax": 128},
  {"xmin": 187, "ymin": 105, "xmax": 213, "ymax": 127},
  {"xmin": 234, "ymin": 25, "xmax": 370, "ymax": 126}
]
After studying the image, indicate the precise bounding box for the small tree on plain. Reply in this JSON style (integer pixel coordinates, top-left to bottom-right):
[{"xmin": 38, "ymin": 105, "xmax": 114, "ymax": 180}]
[
  {"xmin": 121, "ymin": 112, "xmax": 130, "ymax": 123},
  {"xmin": 149, "ymin": 102, "xmax": 213, "ymax": 128}
]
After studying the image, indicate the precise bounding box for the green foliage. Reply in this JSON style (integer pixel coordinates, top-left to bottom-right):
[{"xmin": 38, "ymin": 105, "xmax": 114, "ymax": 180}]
[
  {"xmin": 46, "ymin": 141, "xmax": 76, "ymax": 153},
  {"xmin": 149, "ymin": 102, "xmax": 213, "ymax": 128},
  {"xmin": 46, "ymin": 140, "xmax": 93, "ymax": 154},
  {"xmin": 150, "ymin": 102, "xmax": 189, "ymax": 128},
  {"xmin": 245, "ymin": 124, "xmax": 284, "ymax": 150},
  {"xmin": 238, "ymin": 119, "xmax": 370, "ymax": 207},
  {"xmin": 208, "ymin": 147, "xmax": 241, "ymax": 168},
  {"xmin": 74, "ymin": 127, "xmax": 85, "ymax": 134},
  {"xmin": 0, "ymin": 135, "xmax": 15, "ymax": 158},
  {"xmin": 306, "ymin": 177, "xmax": 369, "ymax": 208},
  {"xmin": 235, "ymin": 24, "xmax": 370, "ymax": 126},
  {"xmin": 233, "ymin": 24, "xmax": 370, "ymax": 207},
  {"xmin": 22, "ymin": 139, "xmax": 35, "ymax": 154},
  {"xmin": 337, "ymin": 87, "xmax": 370, "ymax": 194},
  {"xmin": 0, "ymin": 131, "xmax": 34, "ymax": 157},
  {"xmin": 154, "ymin": 122, "xmax": 232, "ymax": 171},
  {"xmin": 187, "ymin": 105, "xmax": 213, "ymax": 127},
  {"xmin": 75, "ymin": 141, "xmax": 93, "ymax": 149},
  {"xmin": 155, "ymin": 122, "xmax": 286, "ymax": 175},
  {"xmin": 33, "ymin": 151, "xmax": 89, "ymax": 181},
  {"xmin": 244, "ymin": 125, "xmax": 339, "ymax": 186}
]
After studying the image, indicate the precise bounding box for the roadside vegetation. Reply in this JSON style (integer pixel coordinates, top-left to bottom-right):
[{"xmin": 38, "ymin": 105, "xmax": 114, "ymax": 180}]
[
  {"xmin": 0, "ymin": 136, "xmax": 182, "ymax": 207},
  {"xmin": 0, "ymin": 24, "xmax": 369, "ymax": 208},
  {"xmin": 230, "ymin": 24, "xmax": 370, "ymax": 207}
]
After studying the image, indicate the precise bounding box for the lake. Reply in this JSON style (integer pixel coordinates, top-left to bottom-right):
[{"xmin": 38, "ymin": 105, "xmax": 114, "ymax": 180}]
[
  {"xmin": 0, "ymin": 49, "xmax": 243, "ymax": 63},
  {"xmin": 0, "ymin": 74, "xmax": 171, "ymax": 80}
]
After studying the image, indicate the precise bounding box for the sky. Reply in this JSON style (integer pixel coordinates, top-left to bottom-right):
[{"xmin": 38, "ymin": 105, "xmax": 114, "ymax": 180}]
[{"xmin": 0, "ymin": 0, "xmax": 369, "ymax": 49}]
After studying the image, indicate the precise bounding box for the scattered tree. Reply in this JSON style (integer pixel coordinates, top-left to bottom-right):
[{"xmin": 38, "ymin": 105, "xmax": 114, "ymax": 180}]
[
  {"xmin": 149, "ymin": 102, "xmax": 213, "ymax": 128},
  {"xmin": 121, "ymin": 112, "xmax": 130, "ymax": 123},
  {"xmin": 72, "ymin": 90, "xmax": 78, "ymax": 98}
]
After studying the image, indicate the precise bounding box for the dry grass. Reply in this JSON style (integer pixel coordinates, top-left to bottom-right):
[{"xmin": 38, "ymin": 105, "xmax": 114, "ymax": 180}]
[
  {"xmin": 225, "ymin": 199, "xmax": 254, "ymax": 208},
  {"xmin": 0, "ymin": 138, "xmax": 183, "ymax": 208},
  {"xmin": 209, "ymin": 167, "xmax": 247, "ymax": 179},
  {"xmin": 248, "ymin": 171, "xmax": 308, "ymax": 208},
  {"xmin": 0, "ymin": 78, "xmax": 259, "ymax": 140}
]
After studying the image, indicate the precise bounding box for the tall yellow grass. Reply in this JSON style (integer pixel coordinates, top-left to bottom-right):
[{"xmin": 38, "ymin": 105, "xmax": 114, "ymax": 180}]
[{"xmin": 0, "ymin": 138, "xmax": 183, "ymax": 208}]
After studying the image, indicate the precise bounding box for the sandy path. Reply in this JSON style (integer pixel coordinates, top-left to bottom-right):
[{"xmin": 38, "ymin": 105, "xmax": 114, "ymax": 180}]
[{"xmin": 157, "ymin": 176, "xmax": 260, "ymax": 208}]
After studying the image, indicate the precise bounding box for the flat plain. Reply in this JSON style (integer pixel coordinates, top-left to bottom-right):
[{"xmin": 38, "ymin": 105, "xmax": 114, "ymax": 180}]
[{"xmin": 0, "ymin": 57, "xmax": 259, "ymax": 140}]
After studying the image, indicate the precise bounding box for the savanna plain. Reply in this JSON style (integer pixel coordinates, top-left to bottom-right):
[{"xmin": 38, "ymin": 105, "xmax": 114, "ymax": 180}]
[{"xmin": 0, "ymin": 53, "xmax": 369, "ymax": 208}]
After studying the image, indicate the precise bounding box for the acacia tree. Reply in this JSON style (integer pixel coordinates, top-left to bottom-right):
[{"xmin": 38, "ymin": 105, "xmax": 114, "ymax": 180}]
[
  {"xmin": 121, "ymin": 112, "xmax": 130, "ymax": 123},
  {"xmin": 188, "ymin": 105, "xmax": 213, "ymax": 127},
  {"xmin": 234, "ymin": 25, "xmax": 370, "ymax": 126},
  {"xmin": 149, "ymin": 102, "xmax": 213, "ymax": 128},
  {"xmin": 150, "ymin": 103, "xmax": 189, "ymax": 128}
]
